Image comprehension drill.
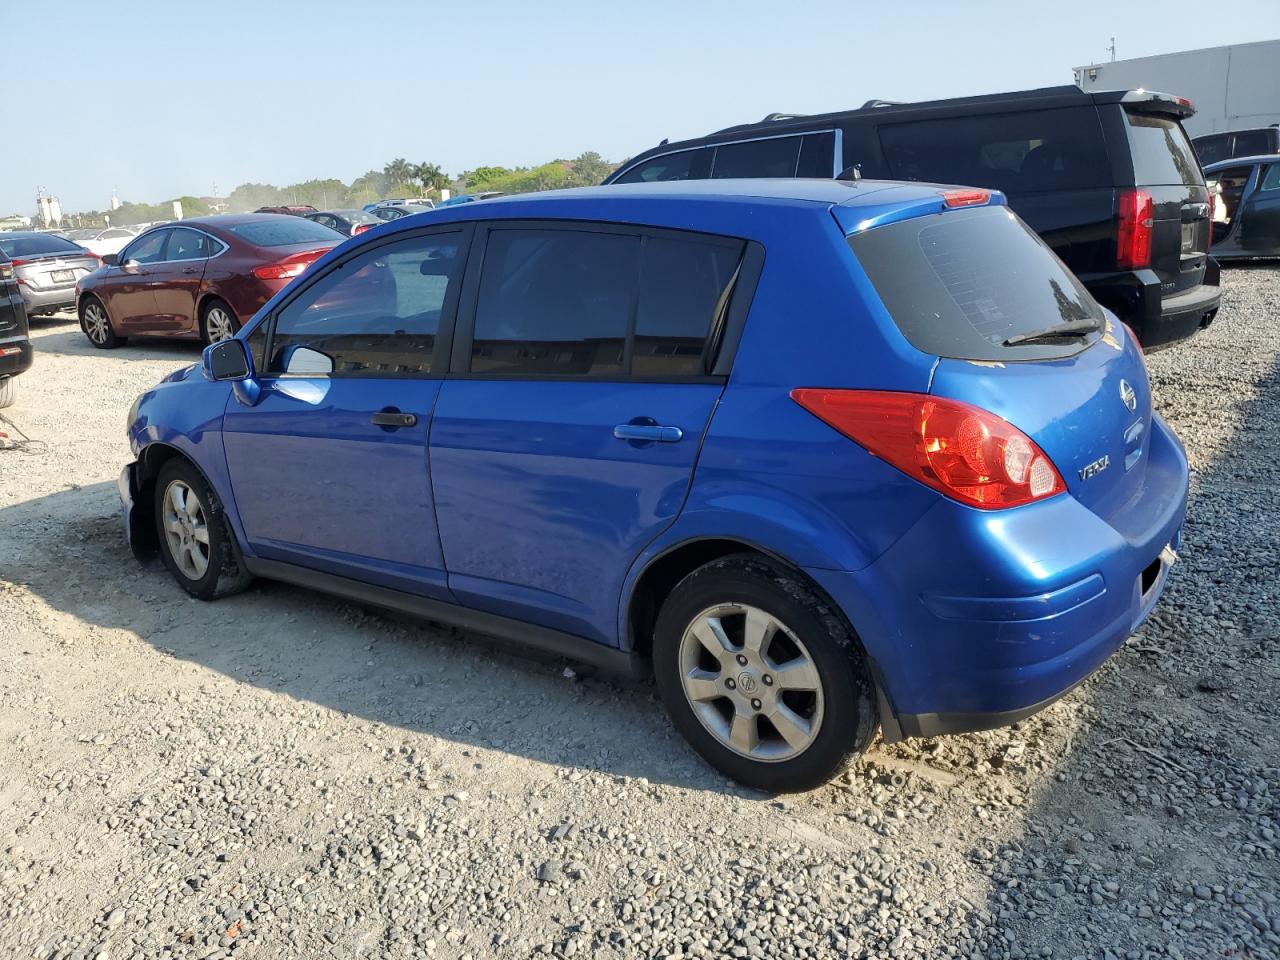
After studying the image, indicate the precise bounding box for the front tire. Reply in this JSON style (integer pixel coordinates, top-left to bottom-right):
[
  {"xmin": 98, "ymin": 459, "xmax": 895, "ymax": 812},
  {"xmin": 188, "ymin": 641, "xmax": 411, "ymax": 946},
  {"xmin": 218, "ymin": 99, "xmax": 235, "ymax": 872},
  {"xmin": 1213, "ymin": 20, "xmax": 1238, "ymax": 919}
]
[
  {"xmin": 0, "ymin": 376, "xmax": 15, "ymax": 409},
  {"xmin": 154, "ymin": 459, "xmax": 253, "ymax": 601},
  {"xmin": 653, "ymin": 554, "xmax": 878, "ymax": 792},
  {"xmin": 80, "ymin": 296, "xmax": 124, "ymax": 349},
  {"xmin": 200, "ymin": 298, "xmax": 239, "ymax": 345}
]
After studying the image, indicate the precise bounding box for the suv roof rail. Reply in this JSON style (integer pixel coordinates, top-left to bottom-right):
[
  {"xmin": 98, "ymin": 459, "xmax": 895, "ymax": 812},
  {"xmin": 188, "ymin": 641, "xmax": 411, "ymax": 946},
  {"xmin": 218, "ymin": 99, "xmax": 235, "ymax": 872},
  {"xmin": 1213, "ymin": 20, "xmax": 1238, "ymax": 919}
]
[
  {"xmin": 761, "ymin": 112, "xmax": 806, "ymax": 122},
  {"xmin": 860, "ymin": 99, "xmax": 903, "ymax": 109}
]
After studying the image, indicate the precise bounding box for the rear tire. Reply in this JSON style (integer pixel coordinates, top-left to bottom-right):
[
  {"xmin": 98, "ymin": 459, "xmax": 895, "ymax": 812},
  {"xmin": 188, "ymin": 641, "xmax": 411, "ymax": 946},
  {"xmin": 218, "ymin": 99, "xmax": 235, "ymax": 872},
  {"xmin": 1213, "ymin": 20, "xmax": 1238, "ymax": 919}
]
[
  {"xmin": 653, "ymin": 554, "xmax": 879, "ymax": 792},
  {"xmin": 80, "ymin": 296, "xmax": 124, "ymax": 349},
  {"xmin": 154, "ymin": 458, "xmax": 253, "ymax": 601},
  {"xmin": 200, "ymin": 298, "xmax": 239, "ymax": 345},
  {"xmin": 0, "ymin": 376, "xmax": 15, "ymax": 409}
]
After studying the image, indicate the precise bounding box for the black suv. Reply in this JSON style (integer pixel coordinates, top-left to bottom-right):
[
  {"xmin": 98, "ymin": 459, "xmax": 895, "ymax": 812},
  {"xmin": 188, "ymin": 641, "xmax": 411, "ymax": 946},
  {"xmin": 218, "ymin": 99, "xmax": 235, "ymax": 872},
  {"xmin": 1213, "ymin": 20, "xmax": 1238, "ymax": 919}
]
[
  {"xmin": 0, "ymin": 250, "xmax": 33, "ymax": 408},
  {"xmin": 606, "ymin": 85, "xmax": 1220, "ymax": 350},
  {"xmin": 1193, "ymin": 126, "xmax": 1280, "ymax": 166}
]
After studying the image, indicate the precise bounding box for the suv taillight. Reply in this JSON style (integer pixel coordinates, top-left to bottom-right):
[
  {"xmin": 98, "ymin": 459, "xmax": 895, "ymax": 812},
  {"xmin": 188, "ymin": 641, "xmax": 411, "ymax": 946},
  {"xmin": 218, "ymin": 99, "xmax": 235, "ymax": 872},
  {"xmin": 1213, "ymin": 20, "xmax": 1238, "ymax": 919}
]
[
  {"xmin": 791, "ymin": 389, "xmax": 1066, "ymax": 509},
  {"xmin": 1117, "ymin": 188, "xmax": 1153, "ymax": 270}
]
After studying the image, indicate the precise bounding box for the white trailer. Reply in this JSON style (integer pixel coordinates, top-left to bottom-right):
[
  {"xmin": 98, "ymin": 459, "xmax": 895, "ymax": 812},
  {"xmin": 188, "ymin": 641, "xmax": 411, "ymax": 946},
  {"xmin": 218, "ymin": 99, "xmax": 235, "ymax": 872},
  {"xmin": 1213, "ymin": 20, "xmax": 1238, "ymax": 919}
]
[{"xmin": 1073, "ymin": 39, "xmax": 1280, "ymax": 137}]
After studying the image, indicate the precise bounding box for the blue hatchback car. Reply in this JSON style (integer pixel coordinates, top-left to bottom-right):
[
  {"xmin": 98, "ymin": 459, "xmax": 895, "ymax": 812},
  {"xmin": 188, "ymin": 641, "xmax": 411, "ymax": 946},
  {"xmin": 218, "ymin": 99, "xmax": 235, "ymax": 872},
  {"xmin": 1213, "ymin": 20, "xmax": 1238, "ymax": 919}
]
[{"xmin": 120, "ymin": 179, "xmax": 1188, "ymax": 791}]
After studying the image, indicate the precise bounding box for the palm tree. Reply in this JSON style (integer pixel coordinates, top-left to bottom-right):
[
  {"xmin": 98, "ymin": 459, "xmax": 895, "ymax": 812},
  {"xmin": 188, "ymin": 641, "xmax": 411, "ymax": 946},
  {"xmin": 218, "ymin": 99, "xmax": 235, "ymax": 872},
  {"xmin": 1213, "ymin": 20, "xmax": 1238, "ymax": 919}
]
[
  {"xmin": 415, "ymin": 162, "xmax": 449, "ymax": 198},
  {"xmin": 382, "ymin": 158, "xmax": 415, "ymax": 187}
]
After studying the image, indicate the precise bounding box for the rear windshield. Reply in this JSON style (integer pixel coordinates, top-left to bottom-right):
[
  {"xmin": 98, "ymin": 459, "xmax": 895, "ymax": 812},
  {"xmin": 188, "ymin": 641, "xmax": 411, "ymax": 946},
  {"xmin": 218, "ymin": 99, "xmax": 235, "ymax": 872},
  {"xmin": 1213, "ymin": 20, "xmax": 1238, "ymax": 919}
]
[
  {"xmin": 226, "ymin": 219, "xmax": 344, "ymax": 247},
  {"xmin": 848, "ymin": 204, "xmax": 1104, "ymax": 362},
  {"xmin": 1125, "ymin": 112, "xmax": 1202, "ymax": 186},
  {"xmin": 878, "ymin": 106, "xmax": 1110, "ymax": 195},
  {"xmin": 0, "ymin": 234, "xmax": 86, "ymax": 257}
]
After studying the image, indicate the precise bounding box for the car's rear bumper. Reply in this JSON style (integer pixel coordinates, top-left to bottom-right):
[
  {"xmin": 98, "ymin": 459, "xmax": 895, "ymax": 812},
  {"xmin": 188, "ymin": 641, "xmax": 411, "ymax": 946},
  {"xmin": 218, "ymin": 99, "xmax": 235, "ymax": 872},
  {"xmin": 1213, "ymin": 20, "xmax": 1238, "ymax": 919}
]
[
  {"xmin": 1083, "ymin": 261, "xmax": 1221, "ymax": 351},
  {"xmin": 0, "ymin": 337, "xmax": 34, "ymax": 379},
  {"xmin": 807, "ymin": 414, "xmax": 1189, "ymax": 740},
  {"xmin": 21, "ymin": 284, "xmax": 79, "ymax": 315}
]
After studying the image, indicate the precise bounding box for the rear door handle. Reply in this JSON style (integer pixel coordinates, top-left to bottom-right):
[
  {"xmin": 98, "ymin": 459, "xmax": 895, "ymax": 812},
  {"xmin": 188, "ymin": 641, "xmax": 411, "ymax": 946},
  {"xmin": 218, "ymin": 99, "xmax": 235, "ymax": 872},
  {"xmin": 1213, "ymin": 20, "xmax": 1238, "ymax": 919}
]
[
  {"xmin": 613, "ymin": 423, "xmax": 683, "ymax": 443},
  {"xmin": 371, "ymin": 412, "xmax": 417, "ymax": 428},
  {"xmin": 181, "ymin": 266, "xmax": 199, "ymax": 275}
]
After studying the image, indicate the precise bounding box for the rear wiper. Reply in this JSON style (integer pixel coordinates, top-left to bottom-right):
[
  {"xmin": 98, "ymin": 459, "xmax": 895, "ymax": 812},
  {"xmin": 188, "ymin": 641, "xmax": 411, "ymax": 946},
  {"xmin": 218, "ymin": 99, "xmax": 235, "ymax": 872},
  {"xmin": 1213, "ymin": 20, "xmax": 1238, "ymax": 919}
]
[{"xmin": 1003, "ymin": 320, "xmax": 1101, "ymax": 347}]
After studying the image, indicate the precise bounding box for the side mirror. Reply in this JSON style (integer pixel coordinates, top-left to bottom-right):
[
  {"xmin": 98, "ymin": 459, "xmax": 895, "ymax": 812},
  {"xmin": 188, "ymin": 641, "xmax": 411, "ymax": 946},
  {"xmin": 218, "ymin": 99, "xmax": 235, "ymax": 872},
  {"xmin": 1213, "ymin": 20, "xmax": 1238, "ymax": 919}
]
[
  {"xmin": 121, "ymin": 259, "xmax": 141, "ymax": 273},
  {"xmin": 102, "ymin": 254, "xmax": 118, "ymax": 266},
  {"xmin": 281, "ymin": 344, "xmax": 335, "ymax": 375},
  {"xmin": 202, "ymin": 338, "xmax": 252, "ymax": 381}
]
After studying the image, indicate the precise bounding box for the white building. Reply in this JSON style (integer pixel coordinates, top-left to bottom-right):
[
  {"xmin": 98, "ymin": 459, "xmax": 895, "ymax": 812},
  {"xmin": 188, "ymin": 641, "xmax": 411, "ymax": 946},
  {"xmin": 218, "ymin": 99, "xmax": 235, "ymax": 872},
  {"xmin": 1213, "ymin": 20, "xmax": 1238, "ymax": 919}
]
[{"xmin": 1074, "ymin": 39, "xmax": 1280, "ymax": 137}]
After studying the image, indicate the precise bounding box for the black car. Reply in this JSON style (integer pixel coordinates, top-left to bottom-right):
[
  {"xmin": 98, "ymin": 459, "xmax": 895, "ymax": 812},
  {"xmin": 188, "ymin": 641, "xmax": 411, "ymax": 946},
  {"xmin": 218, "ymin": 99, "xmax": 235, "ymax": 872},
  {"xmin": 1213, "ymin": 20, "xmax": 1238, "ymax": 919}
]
[
  {"xmin": 1204, "ymin": 155, "xmax": 1280, "ymax": 259},
  {"xmin": 1193, "ymin": 126, "xmax": 1279, "ymax": 166},
  {"xmin": 606, "ymin": 85, "xmax": 1221, "ymax": 350},
  {"xmin": 0, "ymin": 250, "xmax": 34, "ymax": 408},
  {"xmin": 303, "ymin": 208, "xmax": 383, "ymax": 236}
]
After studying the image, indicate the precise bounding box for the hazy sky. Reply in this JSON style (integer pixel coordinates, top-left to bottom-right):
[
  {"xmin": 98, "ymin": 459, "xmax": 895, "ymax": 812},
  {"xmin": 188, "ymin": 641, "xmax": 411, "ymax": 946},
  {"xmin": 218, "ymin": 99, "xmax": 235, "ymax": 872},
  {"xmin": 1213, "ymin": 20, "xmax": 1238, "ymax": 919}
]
[{"xmin": 6, "ymin": 0, "xmax": 1278, "ymax": 214}]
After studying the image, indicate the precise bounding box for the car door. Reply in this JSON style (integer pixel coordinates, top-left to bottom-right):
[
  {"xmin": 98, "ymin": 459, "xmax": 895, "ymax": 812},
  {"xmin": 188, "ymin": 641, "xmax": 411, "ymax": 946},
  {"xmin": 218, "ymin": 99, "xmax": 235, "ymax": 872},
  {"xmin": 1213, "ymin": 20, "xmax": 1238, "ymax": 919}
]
[
  {"xmin": 149, "ymin": 227, "xmax": 215, "ymax": 334},
  {"xmin": 221, "ymin": 225, "xmax": 470, "ymax": 598},
  {"xmin": 106, "ymin": 228, "xmax": 169, "ymax": 328},
  {"xmin": 429, "ymin": 223, "xmax": 747, "ymax": 646},
  {"xmin": 1240, "ymin": 161, "xmax": 1280, "ymax": 254}
]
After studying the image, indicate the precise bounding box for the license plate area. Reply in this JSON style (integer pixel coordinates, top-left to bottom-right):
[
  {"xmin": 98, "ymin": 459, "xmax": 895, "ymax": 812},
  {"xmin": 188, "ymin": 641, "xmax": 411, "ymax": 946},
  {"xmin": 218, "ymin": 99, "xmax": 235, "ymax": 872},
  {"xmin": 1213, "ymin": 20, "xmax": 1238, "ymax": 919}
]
[{"xmin": 51, "ymin": 269, "xmax": 75, "ymax": 283}]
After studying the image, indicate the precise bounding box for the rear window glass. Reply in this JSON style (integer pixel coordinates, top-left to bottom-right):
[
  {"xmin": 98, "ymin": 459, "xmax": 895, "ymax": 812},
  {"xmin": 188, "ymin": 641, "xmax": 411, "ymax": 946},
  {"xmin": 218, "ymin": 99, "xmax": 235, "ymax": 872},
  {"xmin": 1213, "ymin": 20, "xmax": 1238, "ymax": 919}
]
[
  {"xmin": 226, "ymin": 218, "xmax": 345, "ymax": 247},
  {"xmin": 0, "ymin": 234, "xmax": 85, "ymax": 257},
  {"xmin": 797, "ymin": 132, "xmax": 837, "ymax": 177},
  {"xmin": 878, "ymin": 106, "xmax": 1110, "ymax": 194},
  {"xmin": 848, "ymin": 204, "xmax": 1104, "ymax": 362},
  {"xmin": 712, "ymin": 136, "xmax": 802, "ymax": 178},
  {"xmin": 1231, "ymin": 130, "xmax": 1272, "ymax": 157},
  {"xmin": 1125, "ymin": 112, "xmax": 1201, "ymax": 186}
]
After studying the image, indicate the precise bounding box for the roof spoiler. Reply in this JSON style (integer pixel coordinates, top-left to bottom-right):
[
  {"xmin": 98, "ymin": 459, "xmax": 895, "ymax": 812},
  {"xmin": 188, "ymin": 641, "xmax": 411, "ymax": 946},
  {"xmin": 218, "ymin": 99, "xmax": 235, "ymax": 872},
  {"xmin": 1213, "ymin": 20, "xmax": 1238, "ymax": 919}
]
[{"xmin": 1113, "ymin": 89, "xmax": 1196, "ymax": 118}]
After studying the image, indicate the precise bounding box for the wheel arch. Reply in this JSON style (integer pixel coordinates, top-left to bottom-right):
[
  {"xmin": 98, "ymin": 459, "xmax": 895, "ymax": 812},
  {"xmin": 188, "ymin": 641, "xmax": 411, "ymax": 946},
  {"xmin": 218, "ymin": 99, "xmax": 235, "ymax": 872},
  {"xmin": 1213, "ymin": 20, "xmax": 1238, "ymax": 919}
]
[{"xmin": 130, "ymin": 442, "xmax": 222, "ymax": 556}]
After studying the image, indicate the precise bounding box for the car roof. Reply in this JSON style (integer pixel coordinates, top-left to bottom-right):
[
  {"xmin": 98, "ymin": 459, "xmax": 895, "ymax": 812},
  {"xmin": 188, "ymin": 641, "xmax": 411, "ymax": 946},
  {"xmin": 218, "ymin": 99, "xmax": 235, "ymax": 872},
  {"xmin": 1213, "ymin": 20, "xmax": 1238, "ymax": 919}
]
[
  {"xmin": 1195, "ymin": 126, "xmax": 1278, "ymax": 137},
  {"xmin": 1204, "ymin": 155, "xmax": 1280, "ymax": 172}
]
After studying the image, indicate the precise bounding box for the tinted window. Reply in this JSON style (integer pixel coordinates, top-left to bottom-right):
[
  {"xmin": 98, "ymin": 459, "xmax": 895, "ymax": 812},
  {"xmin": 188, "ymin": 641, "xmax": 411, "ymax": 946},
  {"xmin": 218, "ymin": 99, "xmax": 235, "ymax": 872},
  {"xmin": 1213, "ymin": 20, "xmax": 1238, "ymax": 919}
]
[
  {"xmin": 122, "ymin": 230, "xmax": 169, "ymax": 264},
  {"xmin": 227, "ymin": 218, "xmax": 345, "ymax": 247},
  {"xmin": 634, "ymin": 236, "xmax": 742, "ymax": 376},
  {"xmin": 0, "ymin": 233, "xmax": 88, "ymax": 258},
  {"xmin": 879, "ymin": 107, "xmax": 1110, "ymax": 194},
  {"xmin": 472, "ymin": 229, "xmax": 638, "ymax": 376},
  {"xmin": 165, "ymin": 228, "xmax": 211, "ymax": 261},
  {"xmin": 268, "ymin": 232, "xmax": 464, "ymax": 377},
  {"xmin": 712, "ymin": 136, "xmax": 802, "ymax": 178},
  {"xmin": 848, "ymin": 205, "xmax": 1104, "ymax": 362},
  {"xmin": 1261, "ymin": 163, "xmax": 1280, "ymax": 191},
  {"xmin": 613, "ymin": 148, "xmax": 713, "ymax": 184},
  {"xmin": 1125, "ymin": 112, "xmax": 1201, "ymax": 186},
  {"xmin": 1193, "ymin": 134, "xmax": 1230, "ymax": 165},
  {"xmin": 797, "ymin": 132, "xmax": 836, "ymax": 177},
  {"xmin": 1232, "ymin": 131, "xmax": 1272, "ymax": 157}
]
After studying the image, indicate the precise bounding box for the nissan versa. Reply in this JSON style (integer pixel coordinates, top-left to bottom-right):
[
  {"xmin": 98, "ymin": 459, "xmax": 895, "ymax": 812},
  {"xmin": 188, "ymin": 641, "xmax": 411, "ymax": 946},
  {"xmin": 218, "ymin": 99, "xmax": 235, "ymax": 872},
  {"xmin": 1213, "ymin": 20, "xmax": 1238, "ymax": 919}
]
[{"xmin": 119, "ymin": 180, "xmax": 1188, "ymax": 792}]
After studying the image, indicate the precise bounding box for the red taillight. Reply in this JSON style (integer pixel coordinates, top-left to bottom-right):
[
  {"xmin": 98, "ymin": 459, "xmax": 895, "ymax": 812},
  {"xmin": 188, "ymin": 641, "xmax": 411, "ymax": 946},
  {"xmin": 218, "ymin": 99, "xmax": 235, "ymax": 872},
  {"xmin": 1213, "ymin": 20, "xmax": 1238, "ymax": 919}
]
[
  {"xmin": 1117, "ymin": 188, "xmax": 1154, "ymax": 269},
  {"xmin": 941, "ymin": 189, "xmax": 991, "ymax": 208},
  {"xmin": 790, "ymin": 389, "xmax": 1067, "ymax": 509},
  {"xmin": 252, "ymin": 248, "xmax": 328, "ymax": 281},
  {"xmin": 354, "ymin": 223, "xmax": 373, "ymax": 235}
]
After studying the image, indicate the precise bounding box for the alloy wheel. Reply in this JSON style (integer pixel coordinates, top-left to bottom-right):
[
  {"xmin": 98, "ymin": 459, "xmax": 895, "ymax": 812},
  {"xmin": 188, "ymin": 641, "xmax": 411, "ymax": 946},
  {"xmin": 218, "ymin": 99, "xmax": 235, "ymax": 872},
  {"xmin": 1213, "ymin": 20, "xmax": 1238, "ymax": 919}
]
[
  {"xmin": 205, "ymin": 306, "xmax": 235, "ymax": 343},
  {"xmin": 677, "ymin": 603, "xmax": 825, "ymax": 762},
  {"xmin": 83, "ymin": 302, "xmax": 110, "ymax": 344},
  {"xmin": 161, "ymin": 479, "xmax": 211, "ymax": 580}
]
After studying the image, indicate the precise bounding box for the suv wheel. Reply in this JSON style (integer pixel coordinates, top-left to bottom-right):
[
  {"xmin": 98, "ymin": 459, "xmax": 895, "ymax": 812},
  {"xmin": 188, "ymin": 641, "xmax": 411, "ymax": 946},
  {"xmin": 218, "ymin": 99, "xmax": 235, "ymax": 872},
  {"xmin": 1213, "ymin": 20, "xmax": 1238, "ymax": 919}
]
[
  {"xmin": 154, "ymin": 459, "xmax": 253, "ymax": 600},
  {"xmin": 0, "ymin": 376, "xmax": 14, "ymax": 409},
  {"xmin": 80, "ymin": 297, "xmax": 125, "ymax": 349},
  {"xmin": 653, "ymin": 554, "xmax": 878, "ymax": 792}
]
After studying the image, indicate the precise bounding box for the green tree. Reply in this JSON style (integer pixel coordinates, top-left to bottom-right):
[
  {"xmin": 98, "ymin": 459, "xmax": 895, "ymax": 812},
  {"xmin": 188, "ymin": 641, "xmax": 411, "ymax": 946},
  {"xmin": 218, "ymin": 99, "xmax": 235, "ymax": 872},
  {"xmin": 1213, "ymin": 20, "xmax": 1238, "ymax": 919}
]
[
  {"xmin": 565, "ymin": 151, "xmax": 613, "ymax": 186},
  {"xmin": 462, "ymin": 166, "xmax": 509, "ymax": 189},
  {"xmin": 415, "ymin": 162, "xmax": 449, "ymax": 197},
  {"xmin": 383, "ymin": 158, "xmax": 415, "ymax": 186}
]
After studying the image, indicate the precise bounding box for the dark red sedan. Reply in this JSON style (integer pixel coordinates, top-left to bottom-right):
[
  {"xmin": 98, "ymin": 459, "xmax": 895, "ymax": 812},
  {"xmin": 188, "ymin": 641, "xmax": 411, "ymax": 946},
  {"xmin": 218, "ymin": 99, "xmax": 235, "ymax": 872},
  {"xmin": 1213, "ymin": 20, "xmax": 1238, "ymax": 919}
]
[{"xmin": 76, "ymin": 214, "xmax": 344, "ymax": 348}]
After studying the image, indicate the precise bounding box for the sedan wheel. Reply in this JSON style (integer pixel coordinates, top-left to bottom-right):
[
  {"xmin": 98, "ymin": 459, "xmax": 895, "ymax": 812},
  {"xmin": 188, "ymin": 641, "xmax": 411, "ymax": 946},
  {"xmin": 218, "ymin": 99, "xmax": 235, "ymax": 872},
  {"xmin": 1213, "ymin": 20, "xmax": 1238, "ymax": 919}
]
[
  {"xmin": 81, "ymin": 300, "xmax": 120, "ymax": 348},
  {"xmin": 161, "ymin": 479, "xmax": 211, "ymax": 581},
  {"xmin": 203, "ymin": 303, "xmax": 237, "ymax": 344},
  {"xmin": 678, "ymin": 603, "xmax": 824, "ymax": 762}
]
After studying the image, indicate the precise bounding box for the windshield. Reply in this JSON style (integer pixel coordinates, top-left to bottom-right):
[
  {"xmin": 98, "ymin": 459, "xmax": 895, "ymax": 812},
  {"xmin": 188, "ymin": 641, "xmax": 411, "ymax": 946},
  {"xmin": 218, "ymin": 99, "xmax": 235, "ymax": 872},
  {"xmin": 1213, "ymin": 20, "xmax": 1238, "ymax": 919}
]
[
  {"xmin": 847, "ymin": 204, "xmax": 1105, "ymax": 361},
  {"xmin": 226, "ymin": 219, "xmax": 344, "ymax": 247},
  {"xmin": 1126, "ymin": 112, "xmax": 1202, "ymax": 186},
  {"xmin": 0, "ymin": 234, "xmax": 88, "ymax": 257}
]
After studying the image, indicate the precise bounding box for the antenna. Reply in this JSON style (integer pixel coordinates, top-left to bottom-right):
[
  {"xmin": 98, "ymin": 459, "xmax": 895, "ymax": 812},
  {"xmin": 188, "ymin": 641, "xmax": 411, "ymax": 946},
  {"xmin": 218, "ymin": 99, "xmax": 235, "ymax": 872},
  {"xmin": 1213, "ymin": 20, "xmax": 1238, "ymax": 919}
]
[{"xmin": 1108, "ymin": 37, "xmax": 1116, "ymax": 62}]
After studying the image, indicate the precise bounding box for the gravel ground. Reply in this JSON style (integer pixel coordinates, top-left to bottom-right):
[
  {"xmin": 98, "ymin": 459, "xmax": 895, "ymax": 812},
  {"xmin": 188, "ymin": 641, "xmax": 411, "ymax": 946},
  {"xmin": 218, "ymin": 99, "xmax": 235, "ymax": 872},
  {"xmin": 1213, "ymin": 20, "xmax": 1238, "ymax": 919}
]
[{"xmin": 1, "ymin": 269, "xmax": 1278, "ymax": 960}]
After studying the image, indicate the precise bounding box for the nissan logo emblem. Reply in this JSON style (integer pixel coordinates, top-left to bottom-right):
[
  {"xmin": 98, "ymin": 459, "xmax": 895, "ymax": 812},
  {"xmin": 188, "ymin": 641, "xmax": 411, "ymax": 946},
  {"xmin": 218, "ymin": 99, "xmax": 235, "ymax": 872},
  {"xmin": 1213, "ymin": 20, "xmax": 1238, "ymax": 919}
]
[{"xmin": 1119, "ymin": 379, "xmax": 1137, "ymax": 413}]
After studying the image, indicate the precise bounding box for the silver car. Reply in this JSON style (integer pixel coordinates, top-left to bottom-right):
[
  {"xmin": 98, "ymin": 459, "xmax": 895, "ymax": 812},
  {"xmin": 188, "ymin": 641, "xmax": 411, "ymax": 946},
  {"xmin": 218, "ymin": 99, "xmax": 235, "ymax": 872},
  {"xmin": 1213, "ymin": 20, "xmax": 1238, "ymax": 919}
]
[{"xmin": 0, "ymin": 232, "xmax": 102, "ymax": 316}]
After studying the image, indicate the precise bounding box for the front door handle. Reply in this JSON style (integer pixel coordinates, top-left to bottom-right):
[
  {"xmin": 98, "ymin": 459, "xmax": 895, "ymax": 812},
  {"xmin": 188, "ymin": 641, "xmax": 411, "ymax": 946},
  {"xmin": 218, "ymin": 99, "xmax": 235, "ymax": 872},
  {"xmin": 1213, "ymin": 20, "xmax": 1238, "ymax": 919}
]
[
  {"xmin": 613, "ymin": 423, "xmax": 683, "ymax": 443},
  {"xmin": 371, "ymin": 412, "xmax": 417, "ymax": 428}
]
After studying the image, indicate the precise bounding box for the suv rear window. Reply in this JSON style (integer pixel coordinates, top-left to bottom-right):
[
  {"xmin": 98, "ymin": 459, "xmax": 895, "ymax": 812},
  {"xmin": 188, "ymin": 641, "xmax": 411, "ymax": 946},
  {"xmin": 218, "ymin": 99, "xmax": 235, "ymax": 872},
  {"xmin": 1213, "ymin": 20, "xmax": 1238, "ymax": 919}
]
[
  {"xmin": 878, "ymin": 106, "xmax": 1110, "ymax": 194},
  {"xmin": 227, "ymin": 219, "xmax": 345, "ymax": 247},
  {"xmin": 0, "ymin": 234, "xmax": 85, "ymax": 258},
  {"xmin": 848, "ymin": 204, "xmax": 1104, "ymax": 361},
  {"xmin": 1125, "ymin": 112, "xmax": 1201, "ymax": 186}
]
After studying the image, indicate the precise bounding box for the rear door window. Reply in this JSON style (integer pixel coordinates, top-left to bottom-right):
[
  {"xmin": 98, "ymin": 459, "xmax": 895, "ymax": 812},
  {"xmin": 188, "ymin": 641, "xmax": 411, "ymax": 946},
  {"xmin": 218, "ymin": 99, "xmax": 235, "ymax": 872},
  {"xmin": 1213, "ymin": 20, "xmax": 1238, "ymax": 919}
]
[
  {"xmin": 1124, "ymin": 112, "xmax": 1202, "ymax": 186},
  {"xmin": 1231, "ymin": 130, "xmax": 1272, "ymax": 158},
  {"xmin": 613, "ymin": 148, "xmax": 713, "ymax": 184},
  {"xmin": 164, "ymin": 228, "xmax": 212, "ymax": 261},
  {"xmin": 796, "ymin": 132, "xmax": 837, "ymax": 177},
  {"xmin": 848, "ymin": 204, "xmax": 1104, "ymax": 362},
  {"xmin": 878, "ymin": 107, "xmax": 1110, "ymax": 194},
  {"xmin": 1261, "ymin": 163, "xmax": 1280, "ymax": 191},
  {"xmin": 711, "ymin": 136, "xmax": 802, "ymax": 178}
]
